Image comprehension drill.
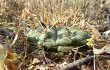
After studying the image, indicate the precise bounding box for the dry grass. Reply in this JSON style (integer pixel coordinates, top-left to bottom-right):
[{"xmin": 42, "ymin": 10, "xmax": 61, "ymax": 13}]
[
  {"xmin": 1, "ymin": 0, "xmax": 109, "ymax": 27},
  {"xmin": 1, "ymin": 0, "xmax": 110, "ymax": 70}
]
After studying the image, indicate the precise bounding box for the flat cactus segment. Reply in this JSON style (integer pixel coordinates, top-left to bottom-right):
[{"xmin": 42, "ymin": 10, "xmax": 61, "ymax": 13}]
[
  {"xmin": 27, "ymin": 26, "xmax": 44, "ymax": 42},
  {"xmin": 57, "ymin": 46, "xmax": 71, "ymax": 53},
  {"xmin": 56, "ymin": 37, "xmax": 72, "ymax": 46},
  {"xmin": 43, "ymin": 39, "xmax": 56, "ymax": 48},
  {"xmin": 28, "ymin": 31, "xmax": 40, "ymax": 43},
  {"xmin": 45, "ymin": 27, "xmax": 57, "ymax": 40},
  {"xmin": 68, "ymin": 28, "xmax": 80, "ymax": 36},
  {"xmin": 43, "ymin": 41, "xmax": 56, "ymax": 48},
  {"xmin": 57, "ymin": 27, "xmax": 69, "ymax": 39}
]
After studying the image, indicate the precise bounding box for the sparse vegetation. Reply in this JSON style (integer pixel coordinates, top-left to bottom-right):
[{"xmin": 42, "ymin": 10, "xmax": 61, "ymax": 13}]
[{"xmin": 0, "ymin": 0, "xmax": 110, "ymax": 70}]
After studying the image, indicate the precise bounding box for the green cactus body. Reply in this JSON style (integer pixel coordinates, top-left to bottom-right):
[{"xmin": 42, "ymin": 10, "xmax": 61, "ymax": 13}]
[
  {"xmin": 43, "ymin": 42, "xmax": 56, "ymax": 48},
  {"xmin": 68, "ymin": 28, "xmax": 80, "ymax": 36},
  {"xmin": 56, "ymin": 37, "xmax": 72, "ymax": 46},
  {"xmin": 71, "ymin": 30, "xmax": 89, "ymax": 46},
  {"xmin": 57, "ymin": 27, "xmax": 69, "ymax": 39},
  {"xmin": 57, "ymin": 46, "xmax": 71, "ymax": 53},
  {"xmin": 43, "ymin": 40, "xmax": 56, "ymax": 48},
  {"xmin": 28, "ymin": 31, "xmax": 40, "ymax": 43},
  {"xmin": 45, "ymin": 27, "xmax": 57, "ymax": 40},
  {"xmin": 28, "ymin": 26, "xmax": 44, "ymax": 43},
  {"xmin": 28, "ymin": 25, "xmax": 90, "ymax": 53}
]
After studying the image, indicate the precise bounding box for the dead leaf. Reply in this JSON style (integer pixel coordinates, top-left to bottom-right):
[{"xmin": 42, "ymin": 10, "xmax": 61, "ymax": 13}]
[
  {"xmin": 0, "ymin": 61, "xmax": 7, "ymax": 70},
  {"xmin": 104, "ymin": 45, "xmax": 110, "ymax": 53},
  {"xmin": 93, "ymin": 47, "xmax": 105, "ymax": 54},
  {"xmin": 89, "ymin": 24, "xmax": 103, "ymax": 41},
  {"xmin": 32, "ymin": 58, "xmax": 41, "ymax": 65},
  {"xmin": 0, "ymin": 44, "xmax": 7, "ymax": 61},
  {"xmin": 4, "ymin": 59, "xmax": 18, "ymax": 70},
  {"xmin": 6, "ymin": 48, "xmax": 17, "ymax": 61},
  {"xmin": 93, "ymin": 45, "xmax": 110, "ymax": 54}
]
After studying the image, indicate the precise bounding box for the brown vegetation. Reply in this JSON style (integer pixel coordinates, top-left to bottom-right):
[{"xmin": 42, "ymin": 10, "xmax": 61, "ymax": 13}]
[{"xmin": 0, "ymin": 0, "xmax": 110, "ymax": 70}]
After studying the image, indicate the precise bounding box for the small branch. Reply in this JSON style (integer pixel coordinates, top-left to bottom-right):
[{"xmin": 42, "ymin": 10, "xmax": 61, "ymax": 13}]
[{"xmin": 60, "ymin": 55, "xmax": 110, "ymax": 70}]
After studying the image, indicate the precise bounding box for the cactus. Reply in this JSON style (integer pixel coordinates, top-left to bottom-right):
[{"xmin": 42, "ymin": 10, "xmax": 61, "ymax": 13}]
[
  {"xmin": 27, "ymin": 26, "xmax": 90, "ymax": 53},
  {"xmin": 43, "ymin": 39, "xmax": 56, "ymax": 48},
  {"xmin": 56, "ymin": 37, "xmax": 72, "ymax": 46},
  {"xmin": 57, "ymin": 46, "xmax": 71, "ymax": 53}
]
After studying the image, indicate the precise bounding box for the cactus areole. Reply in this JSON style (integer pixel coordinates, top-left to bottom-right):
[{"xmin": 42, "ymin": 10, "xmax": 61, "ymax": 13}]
[{"xmin": 28, "ymin": 26, "xmax": 90, "ymax": 53}]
